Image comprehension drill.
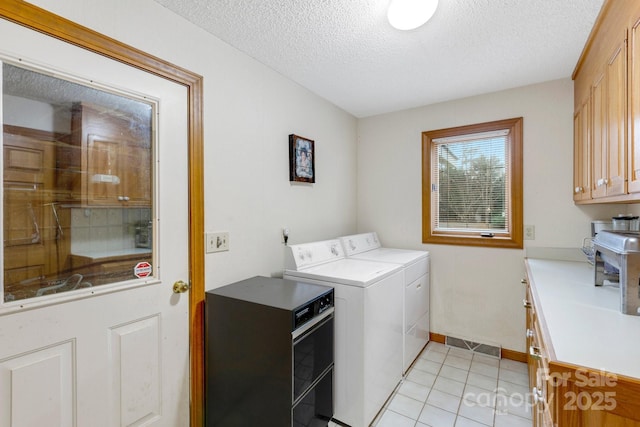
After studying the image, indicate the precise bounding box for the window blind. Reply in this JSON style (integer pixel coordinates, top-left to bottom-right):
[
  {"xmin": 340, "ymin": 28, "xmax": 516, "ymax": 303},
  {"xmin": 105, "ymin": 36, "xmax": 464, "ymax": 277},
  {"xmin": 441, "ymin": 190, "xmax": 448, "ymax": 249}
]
[{"xmin": 431, "ymin": 129, "xmax": 510, "ymax": 234}]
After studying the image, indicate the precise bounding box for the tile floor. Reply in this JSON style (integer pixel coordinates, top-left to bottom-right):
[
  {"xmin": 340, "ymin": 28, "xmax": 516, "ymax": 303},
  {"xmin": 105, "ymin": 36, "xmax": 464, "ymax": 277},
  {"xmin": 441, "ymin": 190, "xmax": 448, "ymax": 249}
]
[{"xmin": 330, "ymin": 341, "xmax": 532, "ymax": 427}]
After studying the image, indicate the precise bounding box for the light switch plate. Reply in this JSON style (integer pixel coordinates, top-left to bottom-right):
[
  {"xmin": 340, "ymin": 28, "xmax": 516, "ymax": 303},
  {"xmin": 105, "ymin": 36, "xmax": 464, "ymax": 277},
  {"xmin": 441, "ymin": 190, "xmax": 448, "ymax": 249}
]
[{"xmin": 206, "ymin": 232, "xmax": 229, "ymax": 253}]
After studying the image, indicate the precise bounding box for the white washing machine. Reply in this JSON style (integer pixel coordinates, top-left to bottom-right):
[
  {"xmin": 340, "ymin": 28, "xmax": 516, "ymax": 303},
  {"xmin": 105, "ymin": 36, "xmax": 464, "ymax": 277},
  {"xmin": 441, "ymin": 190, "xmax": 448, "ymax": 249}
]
[
  {"xmin": 339, "ymin": 232, "xmax": 430, "ymax": 373},
  {"xmin": 284, "ymin": 239, "xmax": 403, "ymax": 427}
]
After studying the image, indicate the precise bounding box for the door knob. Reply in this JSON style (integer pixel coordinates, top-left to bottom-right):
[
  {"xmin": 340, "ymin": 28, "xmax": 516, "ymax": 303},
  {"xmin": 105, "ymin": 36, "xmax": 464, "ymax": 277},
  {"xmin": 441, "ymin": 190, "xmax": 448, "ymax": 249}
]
[{"xmin": 173, "ymin": 280, "xmax": 190, "ymax": 294}]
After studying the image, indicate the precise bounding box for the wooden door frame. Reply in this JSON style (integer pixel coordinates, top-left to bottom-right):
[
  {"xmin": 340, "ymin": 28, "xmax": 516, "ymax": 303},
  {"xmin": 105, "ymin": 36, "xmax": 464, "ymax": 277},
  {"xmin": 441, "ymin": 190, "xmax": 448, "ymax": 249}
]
[{"xmin": 0, "ymin": 2, "xmax": 206, "ymax": 426}]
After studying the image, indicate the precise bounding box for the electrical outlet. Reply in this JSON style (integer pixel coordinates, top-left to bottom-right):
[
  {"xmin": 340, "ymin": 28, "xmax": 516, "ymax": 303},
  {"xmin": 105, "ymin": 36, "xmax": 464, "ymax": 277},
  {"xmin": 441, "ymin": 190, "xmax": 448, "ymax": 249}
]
[
  {"xmin": 206, "ymin": 232, "xmax": 229, "ymax": 253},
  {"xmin": 524, "ymin": 225, "xmax": 535, "ymax": 240}
]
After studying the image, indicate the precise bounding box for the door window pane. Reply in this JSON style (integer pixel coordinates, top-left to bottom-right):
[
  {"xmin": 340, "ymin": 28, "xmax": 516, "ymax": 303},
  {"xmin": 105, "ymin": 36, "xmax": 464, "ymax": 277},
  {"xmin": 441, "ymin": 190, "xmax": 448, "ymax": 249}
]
[{"xmin": 2, "ymin": 62, "xmax": 155, "ymax": 303}]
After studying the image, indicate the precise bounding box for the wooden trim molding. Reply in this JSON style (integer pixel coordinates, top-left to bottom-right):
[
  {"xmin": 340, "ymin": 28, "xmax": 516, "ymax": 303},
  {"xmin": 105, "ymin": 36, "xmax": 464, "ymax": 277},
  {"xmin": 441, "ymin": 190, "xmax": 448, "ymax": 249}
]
[
  {"xmin": 501, "ymin": 348, "xmax": 527, "ymax": 363},
  {"xmin": 429, "ymin": 332, "xmax": 446, "ymax": 344},
  {"xmin": 429, "ymin": 332, "xmax": 527, "ymax": 362},
  {"xmin": 572, "ymin": 0, "xmax": 612, "ymax": 80},
  {"xmin": 548, "ymin": 361, "xmax": 640, "ymax": 423},
  {"xmin": 422, "ymin": 117, "xmax": 524, "ymax": 249},
  {"xmin": 0, "ymin": 3, "xmax": 205, "ymax": 426}
]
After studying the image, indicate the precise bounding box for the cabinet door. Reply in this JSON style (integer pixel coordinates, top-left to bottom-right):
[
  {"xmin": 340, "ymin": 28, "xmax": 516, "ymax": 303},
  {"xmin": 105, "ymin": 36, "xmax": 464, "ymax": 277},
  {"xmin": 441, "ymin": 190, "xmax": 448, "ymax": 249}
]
[
  {"xmin": 591, "ymin": 71, "xmax": 608, "ymax": 199},
  {"xmin": 590, "ymin": 35, "xmax": 628, "ymax": 199},
  {"xmin": 606, "ymin": 38, "xmax": 627, "ymax": 196},
  {"xmin": 525, "ymin": 283, "xmax": 554, "ymax": 426},
  {"xmin": 2, "ymin": 129, "xmax": 59, "ymax": 301},
  {"xmin": 630, "ymin": 17, "xmax": 640, "ymax": 193},
  {"xmin": 524, "ymin": 285, "xmax": 540, "ymax": 421},
  {"xmin": 86, "ymin": 134, "xmax": 123, "ymax": 205},
  {"xmin": 70, "ymin": 104, "xmax": 152, "ymax": 207},
  {"xmin": 121, "ymin": 141, "xmax": 152, "ymax": 206},
  {"xmin": 574, "ymin": 98, "xmax": 591, "ymax": 201}
]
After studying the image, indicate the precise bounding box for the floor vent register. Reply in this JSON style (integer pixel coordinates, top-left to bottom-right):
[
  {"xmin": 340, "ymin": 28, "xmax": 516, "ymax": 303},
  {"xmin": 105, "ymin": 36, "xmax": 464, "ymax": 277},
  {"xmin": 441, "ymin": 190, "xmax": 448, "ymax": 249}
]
[{"xmin": 445, "ymin": 336, "xmax": 501, "ymax": 358}]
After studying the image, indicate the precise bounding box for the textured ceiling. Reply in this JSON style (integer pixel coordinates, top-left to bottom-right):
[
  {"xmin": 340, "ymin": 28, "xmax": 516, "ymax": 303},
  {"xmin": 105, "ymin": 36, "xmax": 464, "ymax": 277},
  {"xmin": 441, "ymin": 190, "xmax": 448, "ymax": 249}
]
[
  {"xmin": 3, "ymin": 63, "xmax": 153, "ymax": 117},
  {"xmin": 151, "ymin": 0, "xmax": 605, "ymax": 118}
]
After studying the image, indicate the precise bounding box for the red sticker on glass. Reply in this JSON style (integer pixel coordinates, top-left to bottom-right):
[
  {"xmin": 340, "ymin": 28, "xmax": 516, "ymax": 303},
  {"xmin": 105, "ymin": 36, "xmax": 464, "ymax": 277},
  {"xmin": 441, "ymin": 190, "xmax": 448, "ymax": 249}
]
[{"xmin": 134, "ymin": 261, "xmax": 152, "ymax": 278}]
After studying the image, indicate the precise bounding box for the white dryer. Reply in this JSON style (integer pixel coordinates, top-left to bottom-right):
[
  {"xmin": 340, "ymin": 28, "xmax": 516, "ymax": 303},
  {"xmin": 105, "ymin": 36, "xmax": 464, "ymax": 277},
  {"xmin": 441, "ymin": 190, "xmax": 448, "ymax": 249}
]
[
  {"xmin": 339, "ymin": 232, "xmax": 430, "ymax": 373},
  {"xmin": 284, "ymin": 239, "xmax": 403, "ymax": 427}
]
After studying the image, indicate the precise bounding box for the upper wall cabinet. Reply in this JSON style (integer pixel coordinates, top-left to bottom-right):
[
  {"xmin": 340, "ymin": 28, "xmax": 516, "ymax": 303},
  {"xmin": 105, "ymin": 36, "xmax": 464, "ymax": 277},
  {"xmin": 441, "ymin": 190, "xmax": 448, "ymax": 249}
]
[
  {"xmin": 57, "ymin": 103, "xmax": 152, "ymax": 207},
  {"xmin": 629, "ymin": 16, "xmax": 640, "ymax": 193},
  {"xmin": 591, "ymin": 34, "xmax": 626, "ymax": 199},
  {"xmin": 573, "ymin": 0, "xmax": 640, "ymax": 204},
  {"xmin": 573, "ymin": 96, "xmax": 591, "ymax": 201}
]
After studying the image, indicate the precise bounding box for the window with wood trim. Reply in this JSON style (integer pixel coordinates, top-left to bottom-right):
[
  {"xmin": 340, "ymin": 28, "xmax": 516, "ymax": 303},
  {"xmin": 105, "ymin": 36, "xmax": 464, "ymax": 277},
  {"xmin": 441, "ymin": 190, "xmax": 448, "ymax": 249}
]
[{"xmin": 422, "ymin": 117, "xmax": 523, "ymax": 249}]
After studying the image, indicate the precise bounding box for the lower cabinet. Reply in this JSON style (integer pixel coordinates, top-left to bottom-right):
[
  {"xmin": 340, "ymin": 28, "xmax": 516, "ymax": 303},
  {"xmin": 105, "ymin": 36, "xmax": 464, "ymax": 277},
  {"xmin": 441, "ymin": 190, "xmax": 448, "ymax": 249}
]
[
  {"xmin": 524, "ymin": 274, "xmax": 640, "ymax": 427},
  {"xmin": 525, "ymin": 284, "xmax": 553, "ymax": 426},
  {"xmin": 70, "ymin": 253, "xmax": 152, "ymax": 286}
]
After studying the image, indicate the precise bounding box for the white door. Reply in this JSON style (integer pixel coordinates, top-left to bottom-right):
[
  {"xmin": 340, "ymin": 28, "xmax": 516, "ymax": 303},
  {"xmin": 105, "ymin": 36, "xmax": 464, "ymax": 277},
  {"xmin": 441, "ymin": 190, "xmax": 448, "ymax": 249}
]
[{"xmin": 0, "ymin": 17, "xmax": 190, "ymax": 427}]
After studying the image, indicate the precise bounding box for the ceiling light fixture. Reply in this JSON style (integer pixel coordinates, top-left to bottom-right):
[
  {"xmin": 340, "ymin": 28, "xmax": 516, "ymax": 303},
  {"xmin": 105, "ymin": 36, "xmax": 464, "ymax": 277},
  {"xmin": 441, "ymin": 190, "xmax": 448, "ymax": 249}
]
[{"xmin": 387, "ymin": 0, "xmax": 439, "ymax": 31}]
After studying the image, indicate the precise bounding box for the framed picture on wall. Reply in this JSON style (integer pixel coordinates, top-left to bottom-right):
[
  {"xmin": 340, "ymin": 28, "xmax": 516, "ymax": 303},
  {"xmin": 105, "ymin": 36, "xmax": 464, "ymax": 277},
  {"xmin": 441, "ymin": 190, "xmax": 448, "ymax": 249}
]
[{"xmin": 289, "ymin": 134, "xmax": 315, "ymax": 183}]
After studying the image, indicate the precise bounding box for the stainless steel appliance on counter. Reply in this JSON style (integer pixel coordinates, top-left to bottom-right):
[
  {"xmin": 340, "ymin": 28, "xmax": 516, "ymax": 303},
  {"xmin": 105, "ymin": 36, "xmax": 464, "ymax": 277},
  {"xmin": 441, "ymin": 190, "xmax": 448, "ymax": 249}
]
[
  {"xmin": 591, "ymin": 219, "xmax": 613, "ymax": 236},
  {"xmin": 205, "ymin": 276, "xmax": 334, "ymax": 426},
  {"xmin": 593, "ymin": 230, "xmax": 640, "ymax": 315},
  {"xmin": 611, "ymin": 215, "xmax": 640, "ymax": 231},
  {"xmin": 582, "ymin": 220, "xmax": 613, "ymax": 264}
]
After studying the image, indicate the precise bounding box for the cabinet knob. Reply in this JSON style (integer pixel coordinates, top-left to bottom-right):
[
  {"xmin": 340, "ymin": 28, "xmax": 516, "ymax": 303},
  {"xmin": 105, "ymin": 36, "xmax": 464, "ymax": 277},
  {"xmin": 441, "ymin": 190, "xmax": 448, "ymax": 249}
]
[
  {"xmin": 526, "ymin": 328, "xmax": 535, "ymax": 338},
  {"xmin": 574, "ymin": 186, "xmax": 583, "ymax": 194},
  {"xmin": 520, "ymin": 278, "xmax": 527, "ymax": 284},
  {"xmin": 523, "ymin": 299, "xmax": 532, "ymax": 309}
]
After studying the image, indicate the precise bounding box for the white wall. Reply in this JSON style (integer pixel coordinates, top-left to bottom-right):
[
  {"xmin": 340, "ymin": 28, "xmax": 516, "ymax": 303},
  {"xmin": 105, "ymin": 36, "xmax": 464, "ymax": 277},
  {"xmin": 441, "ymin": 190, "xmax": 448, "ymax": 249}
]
[
  {"xmin": 26, "ymin": 0, "xmax": 358, "ymax": 289},
  {"xmin": 357, "ymin": 78, "xmax": 621, "ymax": 352},
  {"xmin": 3, "ymin": 94, "xmax": 70, "ymax": 133}
]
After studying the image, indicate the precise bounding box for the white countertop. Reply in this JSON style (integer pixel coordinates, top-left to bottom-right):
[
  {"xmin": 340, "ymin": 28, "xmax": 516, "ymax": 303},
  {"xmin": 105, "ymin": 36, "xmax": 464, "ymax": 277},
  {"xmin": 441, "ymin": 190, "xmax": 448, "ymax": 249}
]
[
  {"xmin": 70, "ymin": 248, "xmax": 152, "ymax": 260},
  {"xmin": 526, "ymin": 258, "xmax": 640, "ymax": 379}
]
